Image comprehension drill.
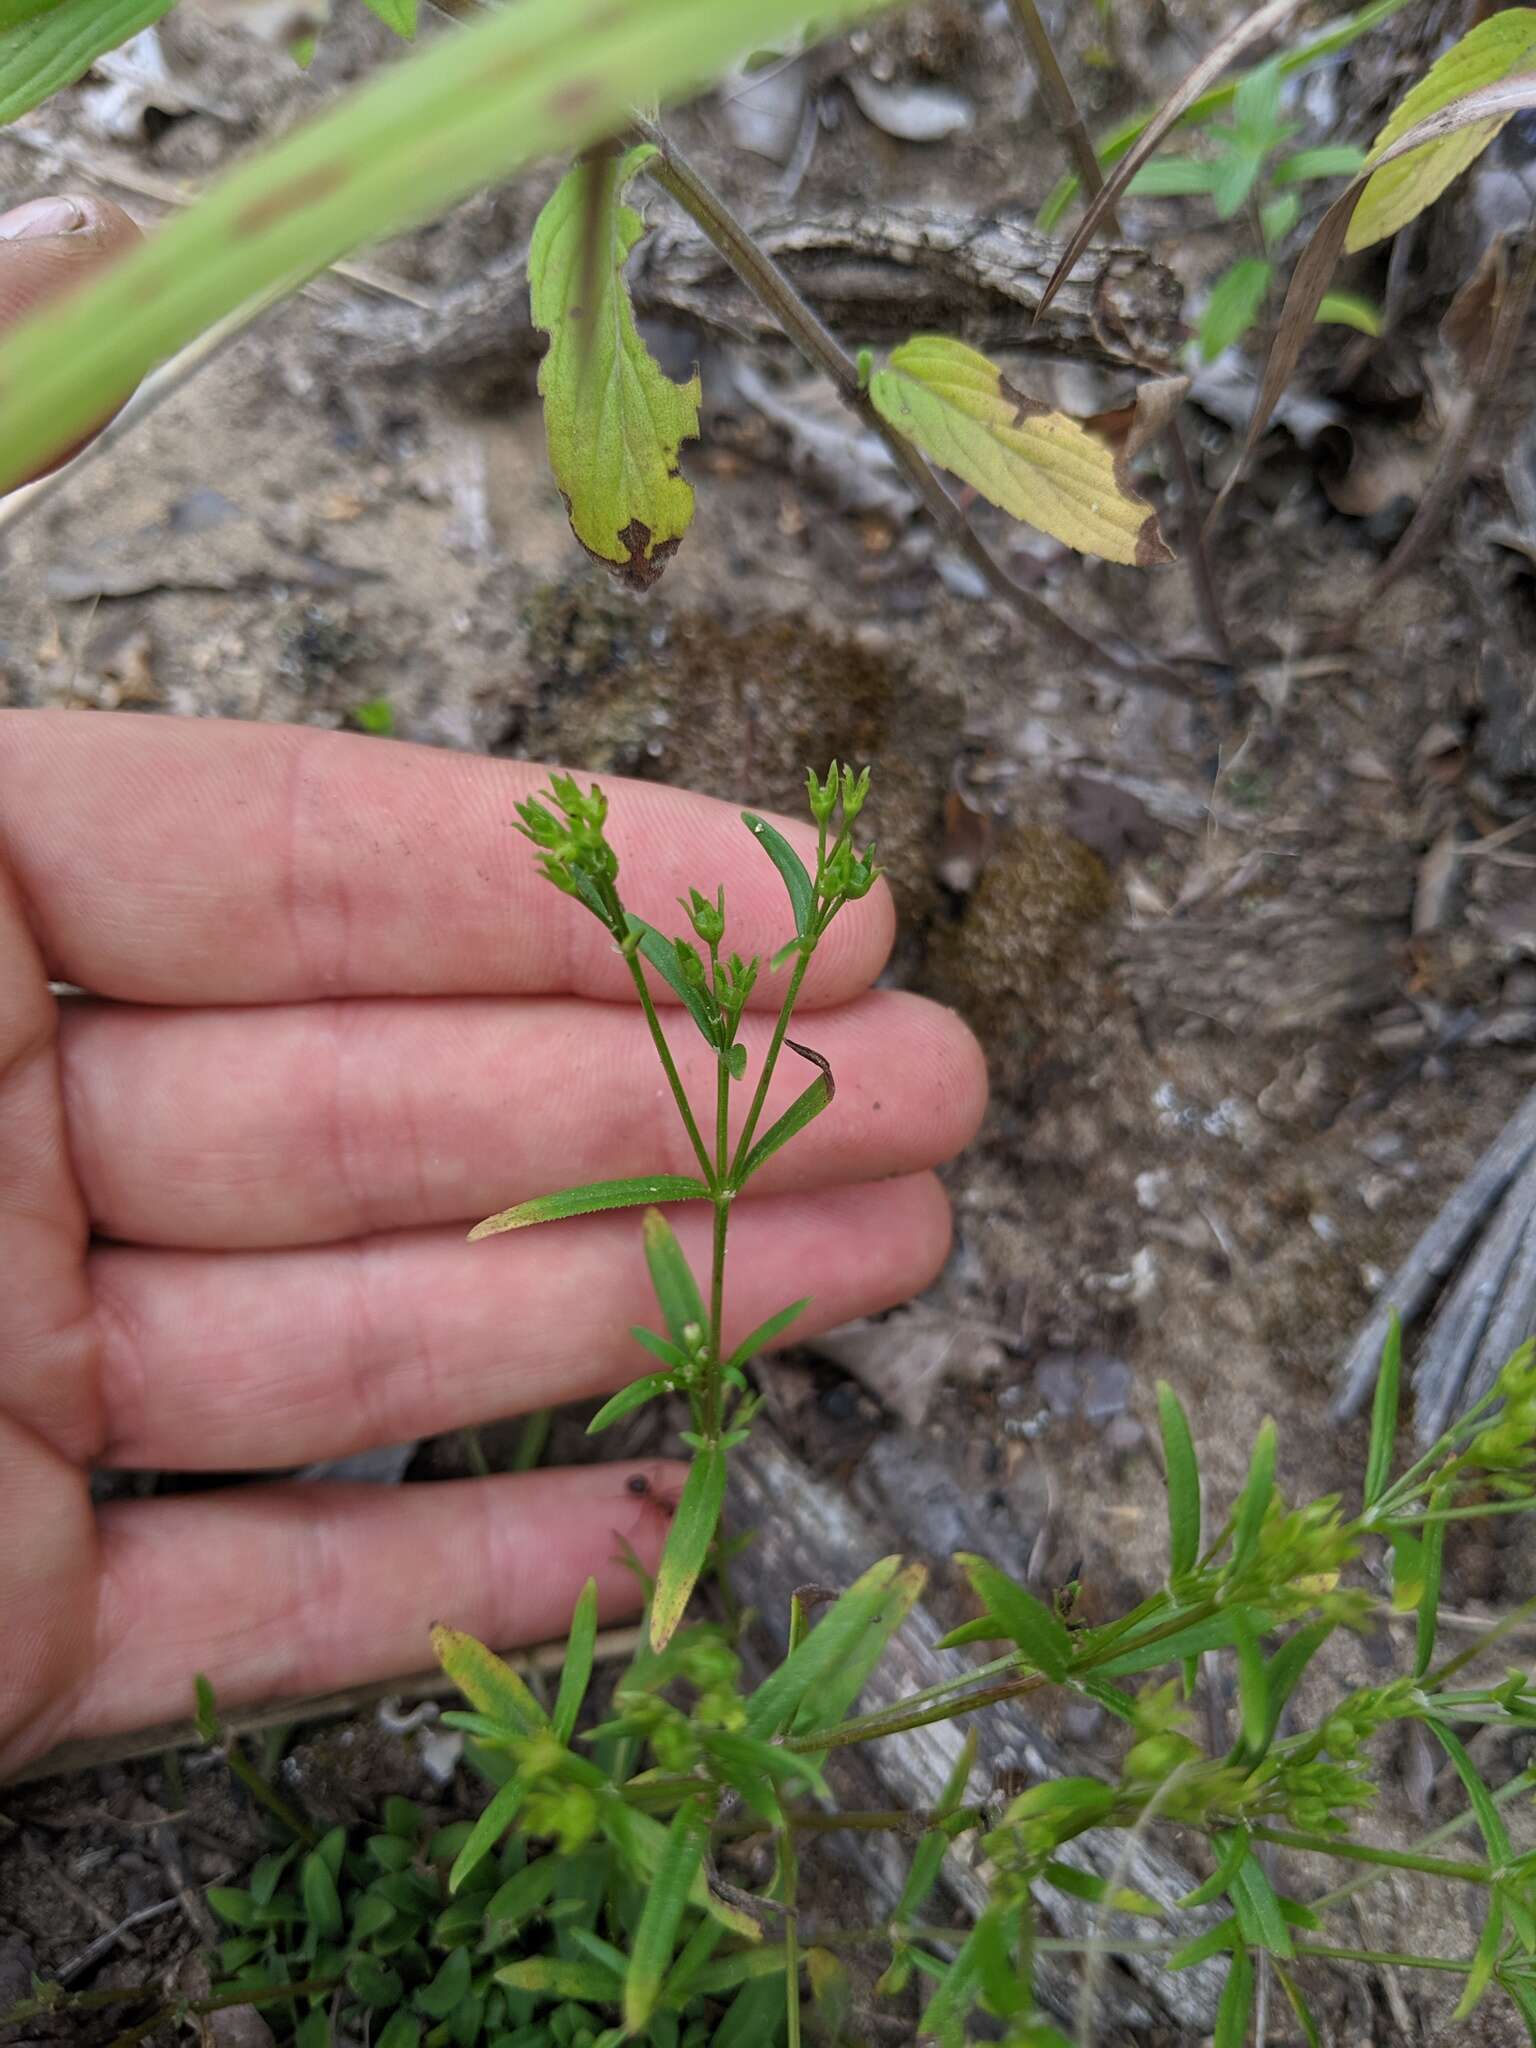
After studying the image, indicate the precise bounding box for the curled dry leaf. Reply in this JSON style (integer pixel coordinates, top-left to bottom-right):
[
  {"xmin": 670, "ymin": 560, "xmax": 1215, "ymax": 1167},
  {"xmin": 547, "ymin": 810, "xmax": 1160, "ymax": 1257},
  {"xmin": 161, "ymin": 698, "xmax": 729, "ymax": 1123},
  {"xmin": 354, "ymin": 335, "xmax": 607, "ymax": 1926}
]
[
  {"xmin": 1085, "ymin": 373, "xmax": 1190, "ymax": 462},
  {"xmin": 868, "ymin": 335, "xmax": 1173, "ymax": 566},
  {"xmin": 1441, "ymin": 232, "xmax": 1510, "ymax": 386},
  {"xmin": 1034, "ymin": 0, "xmax": 1309, "ymax": 323}
]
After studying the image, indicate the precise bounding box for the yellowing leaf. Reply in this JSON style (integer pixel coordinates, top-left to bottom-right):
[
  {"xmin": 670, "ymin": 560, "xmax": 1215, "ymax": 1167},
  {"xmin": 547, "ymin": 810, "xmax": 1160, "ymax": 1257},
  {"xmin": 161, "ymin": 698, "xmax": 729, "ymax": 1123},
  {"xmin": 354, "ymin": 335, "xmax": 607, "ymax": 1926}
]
[
  {"xmin": 430, "ymin": 1625, "xmax": 548, "ymax": 1733},
  {"xmin": 867, "ymin": 336, "xmax": 1171, "ymax": 567},
  {"xmin": 530, "ymin": 144, "xmax": 700, "ymax": 590},
  {"xmin": 1347, "ymin": 9, "xmax": 1536, "ymax": 252}
]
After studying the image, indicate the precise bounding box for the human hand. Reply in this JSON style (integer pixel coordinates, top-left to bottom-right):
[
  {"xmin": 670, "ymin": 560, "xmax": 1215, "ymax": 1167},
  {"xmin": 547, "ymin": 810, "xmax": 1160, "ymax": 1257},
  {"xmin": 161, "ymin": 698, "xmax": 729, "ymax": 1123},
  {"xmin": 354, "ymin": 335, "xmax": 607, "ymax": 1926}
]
[{"xmin": 0, "ymin": 712, "xmax": 986, "ymax": 1774}]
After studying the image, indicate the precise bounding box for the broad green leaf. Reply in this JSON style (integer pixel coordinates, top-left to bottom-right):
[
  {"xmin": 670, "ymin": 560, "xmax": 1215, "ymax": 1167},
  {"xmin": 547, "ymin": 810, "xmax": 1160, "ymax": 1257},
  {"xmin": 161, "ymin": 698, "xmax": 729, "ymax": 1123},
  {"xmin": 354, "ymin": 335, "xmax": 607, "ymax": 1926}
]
[
  {"xmin": 1272, "ymin": 144, "xmax": 1368, "ymax": 185},
  {"xmin": 350, "ymin": 1956, "xmax": 405, "ymax": 2007},
  {"xmin": 1233, "ymin": 55, "xmax": 1284, "ymax": 144},
  {"xmin": 867, "ymin": 335, "xmax": 1172, "ymax": 566},
  {"xmin": 650, "ymin": 1443, "xmax": 725, "ymax": 1649},
  {"xmin": 587, "ymin": 1372, "xmax": 671, "ymax": 1435},
  {"xmin": 553, "ymin": 1578, "xmax": 598, "ymax": 1744},
  {"xmin": 487, "ymin": 1856, "xmax": 561, "ymax": 1937},
  {"xmin": 300, "ymin": 1852, "xmax": 343, "ymax": 1941},
  {"xmin": 1455, "ymin": 1889, "xmax": 1505, "ymax": 2021},
  {"xmin": 724, "ymin": 1298, "xmax": 810, "ymax": 1373},
  {"xmin": 1231, "ymin": 1418, "xmax": 1276, "ymax": 1576},
  {"xmin": 449, "ymin": 1774, "xmax": 526, "ymax": 1894},
  {"xmin": 746, "ymin": 1556, "xmax": 903, "ymax": 1737},
  {"xmin": 0, "ymin": 0, "xmax": 173, "ymax": 126},
  {"xmin": 0, "ymin": 0, "xmax": 902, "ymax": 494},
  {"xmin": 432, "ymin": 1625, "xmax": 549, "ymax": 1734},
  {"xmin": 1126, "ymin": 156, "xmax": 1219, "ymax": 196},
  {"xmin": 643, "ymin": 1208, "xmax": 708, "ymax": 1349},
  {"xmin": 956, "ymin": 1555, "xmax": 1071, "ymax": 1681},
  {"xmin": 469, "ymin": 1174, "xmax": 709, "ymax": 1240},
  {"xmin": 1260, "ymin": 192, "xmax": 1300, "ymax": 246},
  {"xmin": 1211, "ymin": 145, "xmax": 1268, "ymax": 220},
  {"xmin": 416, "ymin": 1946, "xmax": 472, "ymax": 2018},
  {"xmin": 1199, "ymin": 258, "xmax": 1272, "ymax": 360},
  {"xmin": 624, "ymin": 1799, "xmax": 708, "ymax": 2030},
  {"xmin": 790, "ymin": 1560, "xmax": 927, "ymax": 1744},
  {"xmin": 1316, "ymin": 289, "xmax": 1382, "ymax": 335},
  {"xmin": 1348, "ymin": 9, "xmax": 1536, "ymax": 251},
  {"xmin": 1214, "ymin": 1939, "xmax": 1255, "ymax": 2048},
  {"xmin": 1156, "ymin": 1380, "xmax": 1201, "ymax": 1579},
  {"xmin": 531, "ymin": 145, "xmax": 699, "ymax": 588},
  {"xmin": 1388, "ymin": 1525, "xmax": 1425, "ymax": 1611},
  {"xmin": 737, "ymin": 1057, "xmax": 835, "ymax": 1184},
  {"xmin": 741, "ymin": 812, "xmax": 815, "ymax": 935},
  {"xmin": 1364, "ymin": 1309, "xmax": 1403, "ymax": 1508},
  {"xmin": 361, "ymin": 0, "xmax": 416, "ymax": 34},
  {"xmin": 375, "ymin": 2015, "xmax": 422, "ymax": 2048},
  {"xmin": 1415, "ymin": 1482, "xmax": 1450, "ymax": 1678}
]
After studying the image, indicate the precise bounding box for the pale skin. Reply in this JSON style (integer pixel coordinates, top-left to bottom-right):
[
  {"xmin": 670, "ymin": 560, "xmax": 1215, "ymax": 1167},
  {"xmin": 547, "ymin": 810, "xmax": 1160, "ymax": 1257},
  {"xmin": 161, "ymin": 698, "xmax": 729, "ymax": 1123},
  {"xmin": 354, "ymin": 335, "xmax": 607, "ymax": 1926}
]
[{"xmin": 0, "ymin": 200, "xmax": 988, "ymax": 1778}]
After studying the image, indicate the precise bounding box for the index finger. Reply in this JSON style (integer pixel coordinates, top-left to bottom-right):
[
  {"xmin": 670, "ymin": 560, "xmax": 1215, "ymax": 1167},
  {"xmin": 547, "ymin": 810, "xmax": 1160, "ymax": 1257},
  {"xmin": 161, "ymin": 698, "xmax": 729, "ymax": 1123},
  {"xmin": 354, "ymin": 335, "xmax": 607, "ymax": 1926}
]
[{"xmin": 0, "ymin": 712, "xmax": 894, "ymax": 1007}]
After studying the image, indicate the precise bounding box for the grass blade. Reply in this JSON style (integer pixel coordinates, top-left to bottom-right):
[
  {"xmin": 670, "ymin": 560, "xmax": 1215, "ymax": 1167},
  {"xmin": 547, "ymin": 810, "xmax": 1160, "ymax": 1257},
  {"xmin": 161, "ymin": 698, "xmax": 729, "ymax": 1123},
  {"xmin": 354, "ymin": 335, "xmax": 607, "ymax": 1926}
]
[
  {"xmin": 552, "ymin": 1578, "xmax": 599, "ymax": 1744},
  {"xmin": 650, "ymin": 1444, "xmax": 726, "ymax": 1650},
  {"xmin": 623, "ymin": 1798, "xmax": 708, "ymax": 2031},
  {"xmin": 643, "ymin": 1207, "xmax": 708, "ymax": 1348},
  {"xmin": 1363, "ymin": 1309, "xmax": 1403, "ymax": 1509},
  {"xmin": 469, "ymin": 1174, "xmax": 708, "ymax": 1240},
  {"xmin": 1156, "ymin": 1380, "xmax": 1201, "ymax": 1580},
  {"xmin": 1035, "ymin": 0, "xmax": 1308, "ymax": 320}
]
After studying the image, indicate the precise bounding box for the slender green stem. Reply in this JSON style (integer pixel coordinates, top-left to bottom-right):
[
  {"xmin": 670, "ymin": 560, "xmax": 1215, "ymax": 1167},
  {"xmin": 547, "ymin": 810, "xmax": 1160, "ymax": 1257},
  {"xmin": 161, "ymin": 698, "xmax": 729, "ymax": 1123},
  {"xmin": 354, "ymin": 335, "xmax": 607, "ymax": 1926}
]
[
  {"xmin": 1429, "ymin": 1591, "xmax": 1536, "ymax": 1687},
  {"xmin": 1394, "ymin": 1498, "xmax": 1535, "ymax": 1524},
  {"xmin": 1249, "ymin": 1826, "xmax": 1490, "ymax": 1884},
  {"xmin": 511, "ymin": 1407, "xmax": 552, "ymax": 1471},
  {"xmin": 718, "ymin": 1805, "xmax": 987, "ymax": 1842},
  {"xmin": 1292, "ymin": 1942, "xmax": 1470, "ymax": 1974},
  {"xmin": 729, "ymin": 949, "xmax": 812, "ymax": 1184},
  {"xmin": 624, "ymin": 952, "xmax": 713, "ymax": 1183},
  {"xmin": 1311, "ymin": 1770, "xmax": 1536, "ymax": 1912}
]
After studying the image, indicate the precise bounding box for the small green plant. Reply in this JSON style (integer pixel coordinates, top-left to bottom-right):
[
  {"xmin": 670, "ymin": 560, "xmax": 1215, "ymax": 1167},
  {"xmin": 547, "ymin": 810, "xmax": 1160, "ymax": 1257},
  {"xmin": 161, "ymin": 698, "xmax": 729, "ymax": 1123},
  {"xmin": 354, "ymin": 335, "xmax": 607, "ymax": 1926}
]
[{"xmin": 1123, "ymin": 54, "xmax": 1375, "ymax": 360}]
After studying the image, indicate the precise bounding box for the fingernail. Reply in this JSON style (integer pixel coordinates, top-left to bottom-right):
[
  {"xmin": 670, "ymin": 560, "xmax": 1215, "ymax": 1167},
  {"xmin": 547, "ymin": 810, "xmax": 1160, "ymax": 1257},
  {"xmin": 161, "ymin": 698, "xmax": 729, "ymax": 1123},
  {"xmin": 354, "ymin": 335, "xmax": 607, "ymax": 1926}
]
[{"xmin": 0, "ymin": 196, "xmax": 89, "ymax": 242}]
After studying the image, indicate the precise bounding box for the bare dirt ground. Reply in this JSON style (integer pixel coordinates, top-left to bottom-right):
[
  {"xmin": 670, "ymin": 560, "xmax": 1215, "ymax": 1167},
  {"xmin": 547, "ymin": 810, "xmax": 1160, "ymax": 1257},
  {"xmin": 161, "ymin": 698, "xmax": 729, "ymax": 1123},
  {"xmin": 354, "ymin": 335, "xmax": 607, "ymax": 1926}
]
[{"xmin": 3, "ymin": 2, "xmax": 1536, "ymax": 2042}]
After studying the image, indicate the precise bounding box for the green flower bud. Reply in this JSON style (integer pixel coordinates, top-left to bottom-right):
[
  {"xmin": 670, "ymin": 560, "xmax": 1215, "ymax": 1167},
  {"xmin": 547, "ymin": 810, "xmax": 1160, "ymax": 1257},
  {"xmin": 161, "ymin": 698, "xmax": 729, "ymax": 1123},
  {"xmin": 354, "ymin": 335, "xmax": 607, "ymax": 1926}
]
[
  {"xmin": 806, "ymin": 762, "xmax": 840, "ymax": 824},
  {"xmin": 680, "ymin": 885, "xmax": 726, "ymax": 948},
  {"xmin": 841, "ymin": 764, "xmax": 871, "ymax": 819}
]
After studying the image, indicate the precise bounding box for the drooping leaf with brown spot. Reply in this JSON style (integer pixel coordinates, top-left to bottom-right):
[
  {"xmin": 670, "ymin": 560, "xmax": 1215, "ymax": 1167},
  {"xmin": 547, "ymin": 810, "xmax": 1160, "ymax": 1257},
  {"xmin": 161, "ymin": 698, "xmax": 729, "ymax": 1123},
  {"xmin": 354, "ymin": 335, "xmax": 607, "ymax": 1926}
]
[
  {"xmin": 530, "ymin": 144, "xmax": 700, "ymax": 590},
  {"xmin": 1218, "ymin": 72, "xmax": 1536, "ymax": 517},
  {"xmin": 1034, "ymin": 0, "xmax": 1309, "ymax": 323},
  {"xmin": 868, "ymin": 335, "xmax": 1172, "ymax": 566},
  {"xmin": 1346, "ymin": 8, "xmax": 1536, "ymax": 253}
]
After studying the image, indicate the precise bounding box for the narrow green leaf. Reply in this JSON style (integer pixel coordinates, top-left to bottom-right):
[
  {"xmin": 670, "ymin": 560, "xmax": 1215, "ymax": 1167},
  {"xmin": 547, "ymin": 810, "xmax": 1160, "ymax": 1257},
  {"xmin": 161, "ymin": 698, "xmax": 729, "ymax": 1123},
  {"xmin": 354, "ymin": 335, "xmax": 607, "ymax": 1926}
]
[
  {"xmin": 643, "ymin": 1208, "xmax": 708, "ymax": 1349},
  {"xmin": 741, "ymin": 813, "xmax": 815, "ymax": 936},
  {"xmin": 486, "ymin": 1855, "xmax": 561, "ymax": 1937},
  {"xmin": 1211, "ymin": 146, "xmax": 1267, "ymax": 220},
  {"xmin": 1231, "ymin": 1418, "xmax": 1277, "ymax": 1576},
  {"xmin": 1260, "ymin": 192, "xmax": 1301, "ymax": 247},
  {"xmin": 207, "ymin": 1887, "xmax": 260, "ymax": 1929},
  {"xmin": 1041, "ymin": 1862, "xmax": 1160, "ymax": 1915},
  {"xmin": 360, "ymin": 0, "xmax": 417, "ymax": 34},
  {"xmin": 1272, "ymin": 144, "xmax": 1368, "ymax": 184},
  {"xmin": 684, "ymin": 1945, "xmax": 794, "ymax": 1996},
  {"xmin": 630, "ymin": 1325, "xmax": 691, "ymax": 1373},
  {"xmin": 432, "ymin": 1626, "xmax": 548, "ymax": 1734},
  {"xmin": 896, "ymin": 1731, "xmax": 977, "ymax": 1924},
  {"xmin": 531, "ymin": 145, "xmax": 700, "ymax": 588},
  {"xmin": 1199, "ymin": 258, "xmax": 1273, "ymax": 361},
  {"xmin": 193, "ymin": 1673, "xmax": 221, "ymax": 1744},
  {"xmin": 724, "ymin": 1298, "xmax": 810, "ymax": 1373},
  {"xmin": 496, "ymin": 1956, "xmax": 622, "ymax": 2001},
  {"xmin": 1349, "ymin": 8, "xmax": 1536, "ymax": 251},
  {"xmin": 1096, "ymin": 1606, "xmax": 1275, "ymax": 1678},
  {"xmin": 746, "ymin": 1556, "xmax": 904, "ymax": 1737},
  {"xmin": 1429, "ymin": 1721, "xmax": 1513, "ymax": 1864},
  {"xmin": 0, "ymin": 0, "xmax": 173, "ymax": 126},
  {"xmin": 1230, "ymin": 1614, "xmax": 1269, "ymax": 1765},
  {"xmin": 650, "ymin": 1444, "xmax": 726, "ymax": 1650},
  {"xmin": 626, "ymin": 914, "xmax": 720, "ymax": 1048},
  {"xmin": 917, "ymin": 1912, "xmax": 987, "ymax": 2041},
  {"xmin": 737, "ymin": 1067, "xmax": 834, "ymax": 1185},
  {"xmin": 955, "ymin": 1556, "xmax": 1071, "ymax": 1682},
  {"xmin": 790, "ymin": 1560, "xmax": 927, "ymax": 1745},
  {"xmin": 1156, "ymin": 1381, "xmax": 1201, "ymax": 1579},
  {"xmin": 1170, "ymin": 1914, "xmax": 1239, "ymax": 1972},
  {"xmin": 868, "ymin": 335, "xmax": 1172, "ymax": 566},
  {"xmin": 1260, "ymin": 1620, "xmax": 1337, "ymax": 1753},
  {"xmin": 587, "ymin": 1373, "xmax": 671, "ymax": 1435},
  {"xmin": 1126, "ymin": 155, "xmax": 1220, "ymax": 196},
  {"xmin": 1455, "ymin": 1889, "xmax": 1505, "ymax": 2021},
  {"xmin": 624, "ymin": 1798, "xmax": 708, "ymax": 2030},
  {"xmin": 469, "ymin": 1174, "xmax": 708, "ymax": 1240},
  {"xmin": 553, "ymin": 1579, "xmax": 599, "ymax": 1744},
  {"xmin": 1415, "ymin": 1483, "xmax": 1450, "ymax": 1678},
  {"xmin": 449, "ymin": 1775, "xmax": 526, "ymax": 1895},
  {"xmin": 1273, "ymin": 1962, "xmax": 1323, "ymax": 2048},
  {"xmin": 1214, "ymin": 1940, "xmax": 1255, "ymax": 2048},
  {"xmin": 1178, "ymin": 1829, "xmax": 1249, "ymax": 1911},
  {"xmin": 1364, "ymin": 1309, "xmax": 1403, "ymax": 1509},
  {"xmin": 1230, "ymin": 1853, "xmax": 1292, "ymax": 1958},
  {"xmin": 1316, "ymin": 289, "xmax": 1382, "ymax": 335}
]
